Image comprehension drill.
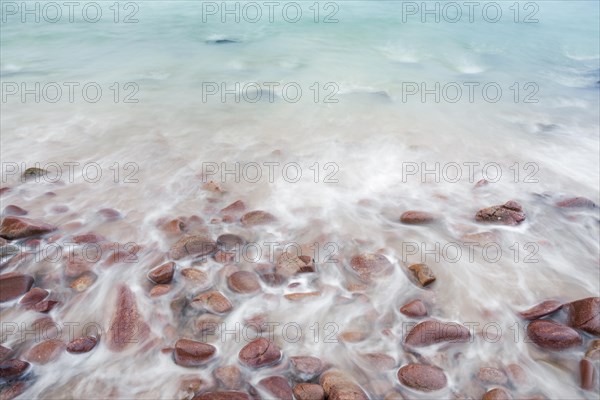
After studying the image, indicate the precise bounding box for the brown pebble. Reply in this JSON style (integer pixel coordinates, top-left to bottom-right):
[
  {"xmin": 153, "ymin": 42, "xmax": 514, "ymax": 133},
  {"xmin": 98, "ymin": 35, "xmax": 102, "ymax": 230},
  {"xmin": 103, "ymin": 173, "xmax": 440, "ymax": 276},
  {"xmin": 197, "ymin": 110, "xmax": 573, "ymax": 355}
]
[
  {"xmin": 66, "ymin": 336, "xmax": 98, "ymax": 354},
  {"xmin": 26, "ymin": 339, "xmax": 65, "ymax": 364},
  {"xmin": 34, "ymin": 300, "xmax": 59, "ymax": 313},
  {"xmin": 349, "ymin": 253, "xmax": 393, "ymax": 281},
  {"xmin": 0, "ymin": 345, "xmax": 11, "ymax": 361},
  {"xmin": 0, "ymin": 380, "xmax": 27, "ymax": 400},
  {"xmin": 193, "ymin": 392, "xmax": 250, "ymax": 400},
  {"xmin": 400, "ymin": 211, "xmax": 436, "ymax": 224},
  {"xmin": 106, "ymin": 284, "xmax": 150, "ymax": 352},
  {"xmin": 408, "ymin": 263, "xmax": 436, "ymax": 287},
  {"xmin": 284, "ymin": 292, "xmax": 321, "ymax": 301},
  {"xmin": 527, "ymin": 320, "xmax": 582, "ymax": 350},
  {"xmin": 482, "ymin": 388, "xmax": 513, "ymax": 400},
  {"xmin": 320, "ymin": 370, "xmax": 369, "ymax": 400},
  {"xmin": 221, "ymin": 200, "xmax": 246, "ymax": 214},
  {"xmin": 398, "ymin": 364, "xmax": 447, "ymax": 392},
  {"xmin": 293, "ymin": 383, "xmax": 325, "ymax": 400},
  {"xmin": 191, "ymin": 291, "xmax": 233, "ymax": 314},
  {"xmin": 148, "ymin": 261, "xmax": 175, "ymax": 284},
  {"xmin": 0, "ymin": 272, "xmax": 34, "ymax": 302},
  {"xmin": 238, "ymin": 338, "xmax": 281, "ymax": 368},
  {"xmin": 3, "ymin": 205, "xmax": 28, "ymax": 216},
  {"xmin": 240, "ymin": 210, "xmax": 277, "ymax": 226},
  {"xmin": 180, "ymin": 268, "xmax": 209, "ymax": 285},
  {"xmin": 259, "ymin": 376, "xmax": 293, "ymax": 400},
  {"xmin": 227, "ymin": 271, "xmax": 261, "ymax": 294},
  {"xmin": 556, "ymin": 197, "xmax": 597, "ymax": 208},
  {"xmin": 475, "ymin": 201, "xmax": 525, "ymax": 226},
  {"xmin": 404, "ymin": 319, "xmax": 470, "ymax": 347},
  {"xmin": 98, "ymin": 208, "xmax": 122, "ymax": 220},
  {"xmin": 290, "ymin": 356, "xmax": 324, "ymax": 378},
  {"xmin": 150, "ymin": 284, "xmax": 172, "ymax": 297},
  {"xmin": 518, "ymin": 300, "xmax": 562, "ymax": 320},
  {"xmin": 505, "ymin": 363, "xmax": 527, "ymax": 386},
  {"xmin": 169, "ymin": 235, "xmax": 216, "ymax": 260},
  {"xmin": 0, "ymin": 216, "xmax": 56, "ymax": 240},
  {"xmin": 174, "ymin": 338, "xmax": 216, "ymax": 367},
  {"xmin": 566, "ymin": 297, "xmax": 600, "ymax": 336},
  {"xmin": 276, "ymin": 252, "xmax": 308, "ymax": 277},
  {"xmin": 19, "ymin": 287, "xmax": 49, "ymax": 308},
  {"xmin": 216, "ymin": 234, "xmax": 245, "ymax": 251},
  {"xmin": 580, "ymin": 358, "xmax": 597, "ymax": 390},
  {"xmin": 214, "ymin": 365, "xmax": 243, "ymax": 390},
  {"xmin": 400, "ymin": 299, "xmax": 428, "ymax": 318},
  {"xmin": 71, "ymin": 232, "xmax": 106, "ymax": 244},
  {"xmin": 0, "ymin": 359, "xmax": 29, "ymax": 379},
  {"xmin": 477, "ymin": 367, "xmax": 508, "ymax": 385}
]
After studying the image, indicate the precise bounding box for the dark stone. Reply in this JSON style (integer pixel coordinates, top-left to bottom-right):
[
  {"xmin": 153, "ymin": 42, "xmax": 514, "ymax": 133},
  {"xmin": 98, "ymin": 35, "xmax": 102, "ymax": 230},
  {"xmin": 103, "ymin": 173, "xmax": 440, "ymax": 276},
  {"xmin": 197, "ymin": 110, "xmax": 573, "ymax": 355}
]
[
  {"xmin": 527, "ymin": 320, "xmax": 582, "ymax": 350},
  {"xmin": 67, "ymin": 336, "xmax": 98, "ymax": 354},
  {"xmin": 173, "ymin": 338, "xmax": 216, "ymax": 367},
  {"xmin": 0, "ymin": 216, "xmax": 56, "ymax": 239},
  {"xmin": 475, "ymin": 201, "xmax": 526, "ymax": 225},
  {"xmin": 404, "ymin": 319, "xmax": 470, "ymax": 347},
  {"xmin": 148, "ymin": 261, "xmax": 175, "ymax": 284},
  {"xmin": 518, "ymin": 300, "xmax": 562, "ymax": 320},
  {"xmin": 397, "ymin": 364, "xmax": 447, "ymax": 392},
  {"xmin": 0, "ymin": 273, "xmax": 34, "ymax": 302},
  {"xmin": 349, "ymin": 253, "xmax": 393, "ymax": 281},
  {"xmin": 169, "ymin": 235, "xmax": 216, "ymax": 260},
  {"xmin": 0, "ymin": 359, "xmax": 29, "ymax": 379},
  {"xmin": 238, "ymin": 338, "xmax": 281, "ymax": 368},
  {"xmin": 400, "ymin": 299, "xmax": 428, "ymax": 318},
  {"xmin": 258, "ymin": 376, "xmax": 293, "ymax": 400},
  {"xmin": 566, "ymin": 297, "xmax": 600, "ymax": 336}
]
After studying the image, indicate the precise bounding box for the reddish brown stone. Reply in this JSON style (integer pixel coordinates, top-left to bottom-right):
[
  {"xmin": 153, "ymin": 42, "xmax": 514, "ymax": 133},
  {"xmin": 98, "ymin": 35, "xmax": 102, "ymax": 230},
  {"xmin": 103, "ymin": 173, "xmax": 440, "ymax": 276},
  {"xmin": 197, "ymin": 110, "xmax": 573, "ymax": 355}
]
[
  {"xmin": 221, "ymin": 200, "xmax": 246, "ymax": 215},
  {"xmin": 398, "ymin": 364, "xmax": 447, "ymax": 392},
  {"xmin": 0, "ymin": 216, "xmax": 56, "ymax": 239},
  {"xmin": 293, "ymin": 383, "xmax": 325, "ymax": 400},
  {"xmin": 349, "ymin": 253, "xmax": 393, "ymax": 281},
  {"xmin": 518, "ymin": 300, "xmax": 562, "ymax": 320},
  {"xmin": 400, "ymin": 299, "xmax": 428, "ymax": 318},
  {"xmin": 193, "ymin": 392, "xmax": 250, "ymax": 400},
  {"xmin": 148, "ymin": 261, "xmax": 175, "ymax": 284},
  {"xmin": 64, "ymin": 253, "xmax": 94, "ymax": 278},
  {"xmin": 566, "ymin": 297, "xmax": 600, "ymax": 336},
  {"xmin": 505, "ymin": 364, "xmax": 527, "ymax": 386},
  {"xmin": 404, "ymin": 319, "xmax": 470, "ymax": 347},
  {"xmin": 0, "ymin": 359, "xmax": 29, "ymax": 379},
  {"xmin": 276, "ymin": 252, "xmax": 308, "ymax": 277},
  {"xmin": 408, "ymin": 264, "xmax": 436, "ymax": 287},
  {"xmin": 259, "ymin": 376, "xmax": 293, "ymax": 400},
  {"xmin": 67, "ymin": 336, "xmax": 98, "ymax": 354},
  {"xmin": 180, "ymin": 268, "xmax": 209, "ymax": 285},
  {"xmin": 227, "ymin": 271, "xmax": 261, "ymax": 294},
  {"xmin": 527, "ymin": 320, "xmax": 582, "ymax": 350},
  {"xmin": 71, "ymin": 232, "xmax": 106, "ymax": 244},
  {"xmin": 173, "ymin": 338, "xmax": 216, "ymax": 367},
  {"xmin": 191, "ymin": 291, "xmax": 233, "ymax": 314},
  {"xmin": 0, "ymin": 272, "xmax": 34, "ymax": 302},
  {"xmin": 3, "ymin": 205, "xmax": 27, "ymax": 216},
  {"xmin": 475, "ymin": 201, "xmax": 526, "ymax": 226},
  {"xmin": 482, "ymin": 388, "xmax": 513, "ymax": 400},
  {"xmin": 150, "ymin": 284, "xmax": 171, "ymax": 297},
  {"xmin": 238, "ymin": 338, "xmax": 281, "ymax": 368},
  {"xmin": 26, "ymin": 339, "xmax": 65, "ymax": 364},
  {"xmin": 580, "ymin": 358, "xmax": 597, "ymax": 390},
  {"xmin": 320, "ymin": 370, "xmax": 368, "ymax": 400},
  {"xmin": 106, "ymin": 284, "xmax": 150, "ymax": 351},
  {"xmin": 216, "ymin": 233, "xmax": 243, "ymax": 251},
  {"xmin": 400, "ymin": 211, "xmax": 436, "ymax": 224},
  {"xmin": 214, "ymin": 365, "xmax": 243, "ymax": 390},
  {"xmin": 240, "ymin": 210, "xmax": 276, "ymax": 226},
  {"xmin": 0, "ymin": 381, "xmax": 27, "ymax": 400},
  {"xmin": 34, "ymin": 300, "xmax": 59, "ymax": 313},
  {"xmin": 290, "ymin": 356, "xmax": 324, "ymax": 378},
  {"xmin": 284, "ymin": 292, "xmax": 321, "ymax": 301},
  {"xmin": 19, "ymin": 287, "xmax": 49, "ymax": 308},
  {"xmin": 556, "ymin": 197, "xmax": 597, "ymax": 208},
  {"xmin": 169, "ymin": 235, "xmax": 216, "ymax": 260},
  {"xmin": 477, "ymin": 367, "xmax": 508, "ymax": 385},
  {"xmin": 98, "ymin": 208, "xmax": 122, "ymax": 220}
]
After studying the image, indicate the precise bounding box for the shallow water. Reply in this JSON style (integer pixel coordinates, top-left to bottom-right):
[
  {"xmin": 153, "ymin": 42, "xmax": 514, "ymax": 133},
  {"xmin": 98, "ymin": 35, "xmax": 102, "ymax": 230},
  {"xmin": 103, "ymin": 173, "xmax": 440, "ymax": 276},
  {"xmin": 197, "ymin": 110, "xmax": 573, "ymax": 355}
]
[{"xmin": 1, "ymin": 1, "xmax": 599, "ymax": 399}]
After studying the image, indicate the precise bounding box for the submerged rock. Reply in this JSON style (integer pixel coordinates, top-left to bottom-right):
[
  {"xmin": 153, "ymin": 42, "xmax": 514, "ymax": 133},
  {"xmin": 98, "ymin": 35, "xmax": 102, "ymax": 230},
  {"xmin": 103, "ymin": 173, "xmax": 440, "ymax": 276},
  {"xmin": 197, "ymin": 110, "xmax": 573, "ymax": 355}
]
[
  {"xmin": 320, "ymin": 370, "xmax": 368, "ymax": 400},
  {"xmin": 566, "ymin": 297, "xmax": 600, "ymax": 336},
  {"xmin": 26, "ymin": 339, "xmax": 65, "ymax": 364},
  {"xmin": 193, "ymin": 392, "xmax": 250, "ymax": 400},
  {"xmin": 214, "ymin": 365, "xmax": 243, "ymax": 390},
  {"xmin": 556, "ymin": 197, "xmax": 597, "ymax": 208},
  {"xmin": 148, "ymin": 261, "xmax": 175, "ymax": 284},
  {"xmin": 482, "ymin": 388, "xmax": 513, "ymax": 400},
  {"xmin": 475, "ymin": 201, "xmax": 526, "ymax": 226},
  {"xmin": 349, "ymin": 253, "xmax": 393, "ymax": 281},
  {"xmin": 408, "ymin": 263, "xmax": 436, "ymax": 287},
  {"xmin": 293, "ymin": 383, "xmax": 325, "ymax": 400},
  {"xmin": 580, "ymin": 358, "xmax": 597, "ymax": 390},
  {"xmin": 0, "ymin": 216, "xmax": 56, "ymax": 240},
  {"xmin": 173, "ymin": 338, "xmax": 216, "ymax": 367},
  {"xmin": 518, "ymin": 300, "xmax": 562, "ymax": 320},
  {"xmin": 227, "ymin": 271, "xmax": 261, "ymax": 294},
  {"xmin": 240, "ymin": 210, "xmax": 276, "ymax": 226},
  {"xmin": 2, "ymin": 205, "xmax": 28, "ymax": 216},
  {"xmin": 191, "ymin": 291, "xmax": 233, "ymax": 314},
  {"xmin": 66, "ymin": 336, "xmax": 98, "ymax": 354},
  {"xmin": 0, "ymin": 359, "xmax": 29, "ymax": 379},
  {"xmin": 527, "ymin": 320, "xmax": 582, "ymax": 350},
  {"xmin": 238, "ymin": 338, "xmax": 281, "ymax": 368},
  {"xmin": 169, "ymin": 235, "xmax": 216, "ymax": 260},
  {"xmin": 106, "ymin": 284, "xmax": 150, "ymax": 351},
  {"xmin": 258, "ymin": 376, "xmax": 293, "ymax": 400},
  {"xmin": 397, "ymin": 364, "xmax": 447, "ymax": 392},
  {"xmin": 404, "ymin": 319, "xmax": 470, "ymax": 347},
  {"xmin": 400, "ymin": 211, "xmax": 437, "ymax": 224},
  {"xmin": 289, "ymin": 356, "xmax": 324, "ymax": 379},
  {"xmin": 400, "ymin": 299, "xmax": 428, "ymax": 318}
]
